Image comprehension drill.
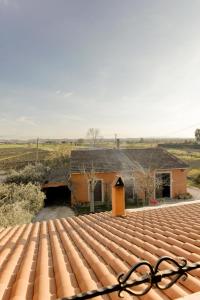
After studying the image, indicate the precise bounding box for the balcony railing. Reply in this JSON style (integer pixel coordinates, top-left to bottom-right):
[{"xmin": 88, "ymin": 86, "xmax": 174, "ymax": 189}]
[{"xmin": 58, "ymin": 256, "xmax": 200, "ymax": 300}]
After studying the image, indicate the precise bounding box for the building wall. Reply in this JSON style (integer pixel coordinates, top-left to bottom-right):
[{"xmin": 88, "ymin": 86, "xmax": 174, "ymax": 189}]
[
  {"xmin": 71, "ymin": 168, "xmax": 187, "ymax": 204},
  {"xmin": 71, "ymin": 172, "xmax": 117, "ymax": 204},
  {"xmin": 155, "ymin": 168, "xmax": 187, "ymax": 199},
  {"xmin": 171, "ymin": 168, "xmax": 187, "ymax": 197}
]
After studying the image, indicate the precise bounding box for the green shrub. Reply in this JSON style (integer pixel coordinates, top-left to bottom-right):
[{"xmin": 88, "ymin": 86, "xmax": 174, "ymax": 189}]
[
  {"xmin": 5, "ymin": 163, "xmax": 50, "ymax": 184},
  {"xmin": 0, "ymin": 183, "xmax": 45, "ymax": 227}
]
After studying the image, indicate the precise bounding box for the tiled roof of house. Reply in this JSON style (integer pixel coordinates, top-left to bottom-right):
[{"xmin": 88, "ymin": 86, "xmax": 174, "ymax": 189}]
[
  {"xmin": 1, "ymin": 203, "xmax": 200, "ymax": 299},
  {"xmin": 70, "ymin": 148, "xmax": 188, "ymax": 173},
  {"xmin": 45, "ymin": 166, "xmax": 68, "ymax": 183}
]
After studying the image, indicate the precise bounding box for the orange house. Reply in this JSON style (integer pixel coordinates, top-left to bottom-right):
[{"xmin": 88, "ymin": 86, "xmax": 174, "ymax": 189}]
[{"xmin": 70, "ymin": 148, "xmax": 188, "ymax": 205}]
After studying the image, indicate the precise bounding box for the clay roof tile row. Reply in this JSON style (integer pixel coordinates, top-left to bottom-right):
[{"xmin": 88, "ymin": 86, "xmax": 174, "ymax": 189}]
[{"xmin": 1, "ymin": 203, "xmax": 200, "ymax": 300}]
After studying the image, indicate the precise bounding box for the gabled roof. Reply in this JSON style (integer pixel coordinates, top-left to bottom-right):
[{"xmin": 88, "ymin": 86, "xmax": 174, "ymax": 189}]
[
  {"xmin": 1, "ymin": 202, "xmax": 200, "ymax": 300},
  {"xmin": 70, "ymin": 148, "xmax": 188, "ymax": 173}
]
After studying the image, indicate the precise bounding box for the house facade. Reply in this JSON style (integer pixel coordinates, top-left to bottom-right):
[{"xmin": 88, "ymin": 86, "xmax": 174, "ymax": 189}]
[{"xmin": 70, "ymin": 148, "xmax": 188, "ymax": 205}]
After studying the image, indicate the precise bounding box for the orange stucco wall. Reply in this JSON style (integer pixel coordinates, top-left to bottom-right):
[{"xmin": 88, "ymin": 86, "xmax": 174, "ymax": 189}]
[
  {"xmin": 171, "ymin": 169, "xmax": 187, "ymax": 197},
  {"xmin": 71, "ymin": 172, "xmax": 117, "ymax": 204},
  {"xmin": 154, "ymin": 168, "xmax": 187, "ymax": 198},
  {"xmin": 71, "ymin": 168, "xmax": 187, "ymax": 204}
]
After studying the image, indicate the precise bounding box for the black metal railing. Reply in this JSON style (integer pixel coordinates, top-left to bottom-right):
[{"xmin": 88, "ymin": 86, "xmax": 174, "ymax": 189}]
[{"xmin": 59, "ymin": 256, "xmax": 200, "ymax": 300}]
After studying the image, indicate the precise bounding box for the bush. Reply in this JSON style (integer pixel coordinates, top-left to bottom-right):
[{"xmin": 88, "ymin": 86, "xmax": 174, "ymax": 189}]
[
  {"xmin": 187, "ymin": 168, "xmax": 200, "ymax": 187},
  {"xmin": 5, "ymin": 163, "xmax": 50, "ymax": 185},
  {"xmin": 175, "ymin": 192, "xmax": 192, "ymax": 200},
  {"xmin": 194, "ymin": 173, "xmax": 200, "ymax": 184},
  {"xmin": 0, "ymin": 203, "xmax": 33, "ymax": 228},
  {"xmin": 0, "ymin": 183, "xmax": 45, "ymax": 227},
  {"xmin": 73, "ymin": 202, "xmax": 112, "ymax": 215}
]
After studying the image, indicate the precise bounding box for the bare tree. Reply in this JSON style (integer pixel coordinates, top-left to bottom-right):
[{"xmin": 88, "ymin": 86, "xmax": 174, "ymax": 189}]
[
  {"xmin": 87, "ymin": 128, "xmax": 100, "ymax": 148},
  {"xmin": 132, "ymin": 166, "xmax": 164, "ymax": 206},
  {"xmin": 82, "ymin": 162, "xmax": 98, "ymax": 213}
]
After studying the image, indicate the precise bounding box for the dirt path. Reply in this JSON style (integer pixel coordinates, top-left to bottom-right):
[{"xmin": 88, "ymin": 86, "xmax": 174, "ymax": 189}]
[
  {"xmin": 33, "ymin": 206, "xmax": 75, "ymax": 222},
  {"xmin": 188, "ymin": 186, "xmax": 200, "ymax": 200}
]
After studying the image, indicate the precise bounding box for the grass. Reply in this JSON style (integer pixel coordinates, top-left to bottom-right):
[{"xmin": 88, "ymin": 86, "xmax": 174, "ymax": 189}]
[
  {"xmin": 0, "ymin": 143, "xmax": 29, "ymax": 148},
  {"xmin": 124, "ymin": 142, "xmax": 158, "ymax": 148}
]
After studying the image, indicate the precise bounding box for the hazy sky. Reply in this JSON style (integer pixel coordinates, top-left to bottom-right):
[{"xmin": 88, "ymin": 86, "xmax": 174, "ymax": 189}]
[{"xmin": 1, "ymin": 0, "xmax": 200, "ymax": 139}]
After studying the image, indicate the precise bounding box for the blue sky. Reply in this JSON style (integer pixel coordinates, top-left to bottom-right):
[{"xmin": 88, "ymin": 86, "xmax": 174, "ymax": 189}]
[{"xmin": 0, "ymin": 0, "xmax": 200, "ymax": 139}]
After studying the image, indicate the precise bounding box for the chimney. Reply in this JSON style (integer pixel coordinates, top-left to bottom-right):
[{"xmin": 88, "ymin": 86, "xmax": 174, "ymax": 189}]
[{"xmin": 111, "ymin": 176, "xmax": 126, "ymax": 217}]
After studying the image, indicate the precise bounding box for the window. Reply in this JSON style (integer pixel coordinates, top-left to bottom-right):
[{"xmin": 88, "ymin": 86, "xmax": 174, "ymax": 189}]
[
  {"xmin": 94, "ymin": 180, "xmax": 104, "ymax": 202},
  {"xmin": 155, "ymin": 172, "xmax": 171, "ymax": 198},
  {"xmin": 88, "ymin": 179, "xmax": 104, "ymax": 202}
]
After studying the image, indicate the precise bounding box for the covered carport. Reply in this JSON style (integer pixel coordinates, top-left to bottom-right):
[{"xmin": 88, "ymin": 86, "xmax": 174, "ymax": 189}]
[
  {"xmin": 42, "ymin": 181, "xmax": 71, "ymax": 206},
  {"xmin": 42, "ymin": 166, "xmax": 71, "ymax": 206}
]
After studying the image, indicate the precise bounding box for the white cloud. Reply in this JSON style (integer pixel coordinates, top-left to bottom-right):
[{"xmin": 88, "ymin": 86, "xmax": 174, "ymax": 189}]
[
  {"xmin": 55, "ymin": 90, "xmax": 73, "ymax": 98},
  {"xmin": 63, "ymin": 92, "xmax": 73, "ymax": 98},
  {"xmin": 16, "ymin": 116, "xmax": 38, "ymax": 127}
]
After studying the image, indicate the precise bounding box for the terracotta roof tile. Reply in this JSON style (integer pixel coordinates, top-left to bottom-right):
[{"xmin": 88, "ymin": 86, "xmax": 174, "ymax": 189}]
[{"xmin": 1, "ymin": 202, "xmax": 200, "ymax": 300}]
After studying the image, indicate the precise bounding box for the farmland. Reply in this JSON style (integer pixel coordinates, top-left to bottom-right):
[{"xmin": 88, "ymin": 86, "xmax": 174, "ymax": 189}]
[
  {"xmin": 167, "ymin": 148, "xmax": 200, "ymax": 168},
  {"xmin": 0, "ymin": 142, "xmax": 78, "ymax": 170},
  {"xmin": 167, "ymin": 148, "xmax": 200, "ymax": 187},
  {"xmin": 0, "ymin": 145, "xmax": 51, "ymax": 170},
  {"xmin": 0, "ymin": 142, "xmax": 199, "ymax": 187}
]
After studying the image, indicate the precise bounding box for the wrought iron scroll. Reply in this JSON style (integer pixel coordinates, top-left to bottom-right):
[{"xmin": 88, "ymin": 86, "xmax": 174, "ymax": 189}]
[{"xmin": 59, "ymin": 256, "xmax": 200, "ymax": 300}]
